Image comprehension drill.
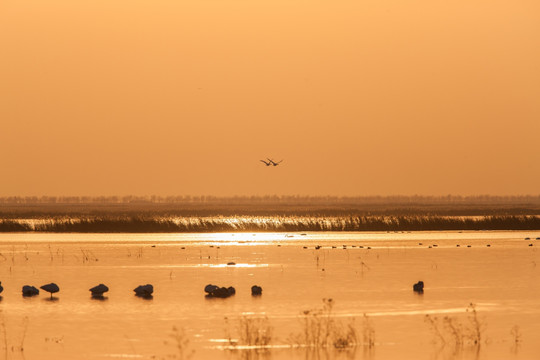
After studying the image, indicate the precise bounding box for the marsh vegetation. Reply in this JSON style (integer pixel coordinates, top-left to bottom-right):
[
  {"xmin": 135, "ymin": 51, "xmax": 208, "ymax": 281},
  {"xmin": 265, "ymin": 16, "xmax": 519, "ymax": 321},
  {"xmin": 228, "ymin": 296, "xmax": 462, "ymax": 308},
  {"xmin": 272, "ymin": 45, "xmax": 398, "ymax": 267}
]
[
  {"xmin": 2, "ymin": 195, "xmax": 539, "ymax": 232},
  {"xmin": 425, "ymin": 303, "xmax": 485, "ymax": 350},
  {"xmin": 0, "ymin": 215, "xmax": 539, "ymax": 233}
]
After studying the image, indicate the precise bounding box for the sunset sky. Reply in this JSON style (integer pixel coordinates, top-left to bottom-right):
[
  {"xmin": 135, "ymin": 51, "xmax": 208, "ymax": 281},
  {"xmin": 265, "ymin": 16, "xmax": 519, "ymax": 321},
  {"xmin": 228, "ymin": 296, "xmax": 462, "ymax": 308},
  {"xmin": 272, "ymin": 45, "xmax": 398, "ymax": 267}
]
[{"xmin": 1, "ymin": 0, "xmax": 539, "ymax": 197}]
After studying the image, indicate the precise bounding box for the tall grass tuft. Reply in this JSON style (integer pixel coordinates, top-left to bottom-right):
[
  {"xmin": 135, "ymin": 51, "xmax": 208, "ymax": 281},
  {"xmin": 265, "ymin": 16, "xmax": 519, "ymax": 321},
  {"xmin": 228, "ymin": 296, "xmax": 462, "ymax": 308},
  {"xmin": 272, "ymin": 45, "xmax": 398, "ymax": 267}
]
[
  {"xmin": 289, "ymin": 298, "xmax": 362, "ymax": 350},
  {"xmin": 510, "ymin": 325, "xmax": 522, "ymax": 353},
  {"xmin": 362, "ymin": 314, "xmax": 375, "ymax": 349},
  {"xmin": 0, "ymin": 313, "xmax": 29, "ymax": 356},
  {"xmin": 225, "ymin": 316, "xmax": 273, "ymax": 350},
  {"xmin": 164, "ymin": 326, "xmax": 193, "ymax": 360},
  {"xmin": 425, "ymin": 303, "xmax": 486, "ymax": 350}
]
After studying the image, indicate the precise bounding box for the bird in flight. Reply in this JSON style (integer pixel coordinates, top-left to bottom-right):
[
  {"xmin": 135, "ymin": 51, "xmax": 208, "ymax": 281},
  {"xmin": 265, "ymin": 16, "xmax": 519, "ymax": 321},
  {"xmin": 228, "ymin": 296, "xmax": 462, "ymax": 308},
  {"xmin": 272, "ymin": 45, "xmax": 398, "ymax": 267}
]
[
  {"xmin": 260, "ymin": 159, "xmax": 272, "ymax": 166},
  {"xmin": 267, "ymin": 158, "xmax": 283, "ymax": 166}
]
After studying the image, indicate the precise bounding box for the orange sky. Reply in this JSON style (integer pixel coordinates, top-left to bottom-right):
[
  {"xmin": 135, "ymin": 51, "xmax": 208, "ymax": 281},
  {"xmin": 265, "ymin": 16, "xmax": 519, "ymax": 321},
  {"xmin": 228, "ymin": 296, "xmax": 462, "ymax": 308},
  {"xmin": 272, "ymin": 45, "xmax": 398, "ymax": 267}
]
[{"xmin": 1, "ymin": 0, "xmax": 539, "ymax": 196}]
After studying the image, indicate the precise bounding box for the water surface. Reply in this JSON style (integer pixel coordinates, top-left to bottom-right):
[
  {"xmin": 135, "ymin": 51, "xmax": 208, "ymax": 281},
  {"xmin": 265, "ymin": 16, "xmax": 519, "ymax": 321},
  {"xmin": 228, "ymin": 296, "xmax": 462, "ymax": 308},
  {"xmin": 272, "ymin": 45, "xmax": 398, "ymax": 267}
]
[{"xmin": 0, "ymin": 231, "xmax": 538, "ymax": 359}]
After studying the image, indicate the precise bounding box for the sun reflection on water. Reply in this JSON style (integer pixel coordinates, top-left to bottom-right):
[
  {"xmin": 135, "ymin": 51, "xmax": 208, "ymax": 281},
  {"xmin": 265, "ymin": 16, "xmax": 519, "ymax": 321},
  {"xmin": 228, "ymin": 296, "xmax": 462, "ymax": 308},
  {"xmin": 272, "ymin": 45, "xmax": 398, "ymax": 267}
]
[{"xmin": 202, "ymin": 232, "xmax": 291, "ymax": 245}]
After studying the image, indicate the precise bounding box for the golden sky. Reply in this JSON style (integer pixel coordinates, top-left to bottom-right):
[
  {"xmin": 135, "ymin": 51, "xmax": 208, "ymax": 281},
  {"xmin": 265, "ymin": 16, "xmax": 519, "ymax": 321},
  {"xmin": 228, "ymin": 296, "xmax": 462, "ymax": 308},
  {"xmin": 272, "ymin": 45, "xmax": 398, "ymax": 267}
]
[{"xmin": 1, "ymin": 0, "xmax": 539, "ymax": 196}]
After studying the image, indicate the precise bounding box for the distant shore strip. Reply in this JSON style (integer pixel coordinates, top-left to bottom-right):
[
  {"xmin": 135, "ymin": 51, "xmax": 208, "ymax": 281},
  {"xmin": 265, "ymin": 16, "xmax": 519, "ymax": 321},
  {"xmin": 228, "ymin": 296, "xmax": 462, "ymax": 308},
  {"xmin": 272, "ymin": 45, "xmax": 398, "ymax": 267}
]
[{"xmin": 1, "ymin": 215, "xmax": 539, "ymax": 233}]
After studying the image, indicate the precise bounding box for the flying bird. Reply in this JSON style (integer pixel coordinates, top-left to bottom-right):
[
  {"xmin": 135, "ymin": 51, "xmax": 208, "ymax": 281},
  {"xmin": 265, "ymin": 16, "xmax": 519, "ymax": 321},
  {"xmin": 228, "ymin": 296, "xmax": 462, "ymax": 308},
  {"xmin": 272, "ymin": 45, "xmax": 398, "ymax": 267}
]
[
  {"xmin": 267, "ymin": 158, "xmax": 283, "ymax": 166},
  {"xmin": 260, "ymin": 159, "xmax": 272, "ymax": 166}
]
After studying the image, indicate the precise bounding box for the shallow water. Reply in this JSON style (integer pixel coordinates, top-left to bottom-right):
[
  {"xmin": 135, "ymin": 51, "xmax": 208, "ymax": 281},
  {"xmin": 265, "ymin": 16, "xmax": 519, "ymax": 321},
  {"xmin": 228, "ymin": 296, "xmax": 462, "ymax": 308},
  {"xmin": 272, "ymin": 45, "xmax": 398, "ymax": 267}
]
[{"xmin": 0, "ymin": 231, "xmax": 539, "ymax": 359}]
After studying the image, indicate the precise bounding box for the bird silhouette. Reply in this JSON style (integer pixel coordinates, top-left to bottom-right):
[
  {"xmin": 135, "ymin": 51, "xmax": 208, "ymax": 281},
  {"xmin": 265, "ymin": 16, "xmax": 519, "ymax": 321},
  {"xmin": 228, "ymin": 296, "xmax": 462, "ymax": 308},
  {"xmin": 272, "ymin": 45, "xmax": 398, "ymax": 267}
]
[
  {"xmin": 40, "ymin": 283, "xmax": 60, "ymax": 299},
  {"xmin": 134, "ymin": 284, "xmax": 153, "ymax": 297},
  {"xmin": 267, "ymin": 158, "xmax": 283, "ymax": 166},
  {"xmin": 22, "ymin": 285, "xmax": 39, "ymax": 296},
  {"xmin": 251, "ymin": 285, "xmax": 263, "ymax": 296},
  {"xmin": 260, "ymin": 159, "xmax": 272, "ymax": 166},
  {"xmin": 90, "ymin": 284, "xmax": 109, "ymax": 297}
]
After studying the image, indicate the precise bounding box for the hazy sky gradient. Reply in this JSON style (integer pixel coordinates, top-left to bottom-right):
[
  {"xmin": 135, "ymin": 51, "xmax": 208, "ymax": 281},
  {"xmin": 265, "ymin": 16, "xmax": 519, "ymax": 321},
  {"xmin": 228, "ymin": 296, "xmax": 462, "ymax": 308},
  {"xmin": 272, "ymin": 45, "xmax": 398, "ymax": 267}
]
[{"xmin": 1, "ymin": 0, "xmax": 539, "ymax": 196}]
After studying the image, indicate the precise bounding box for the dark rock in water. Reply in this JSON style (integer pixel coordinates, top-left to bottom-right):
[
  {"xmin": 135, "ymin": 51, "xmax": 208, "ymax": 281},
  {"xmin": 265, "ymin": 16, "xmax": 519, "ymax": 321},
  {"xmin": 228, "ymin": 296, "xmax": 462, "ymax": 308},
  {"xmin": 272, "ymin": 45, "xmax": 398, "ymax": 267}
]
[
  {"xmin": 22, "ymin": 285, "xmax": 39, "ymax": 296},
  {"xmin": 90, "ymin": 284, "xmax": 109, "ymax": 296},
  {"xmin": 251, "ymin": 285, "xmax": 263, "ymax": 296},
  {"xmin": 413, "ymin": 281, "xmax": 424, "ymax": 293},
  {"xmin": 134, "ymin": 284, "xmax": 153, "ymax": 296},
  {"xmin": 227, "ymin": 262, "xmax": 236, "ymax": 266},
  {"xmin": 40, "ymin": 283, "xmax": 60, "ymax": 298},
  {"xmin": 227, "ymin": 286, "xmax": 236, "ymax": 296},
  {"xmin": 204, "ymin": 284, "xmax": 219, "ymax": 294}
]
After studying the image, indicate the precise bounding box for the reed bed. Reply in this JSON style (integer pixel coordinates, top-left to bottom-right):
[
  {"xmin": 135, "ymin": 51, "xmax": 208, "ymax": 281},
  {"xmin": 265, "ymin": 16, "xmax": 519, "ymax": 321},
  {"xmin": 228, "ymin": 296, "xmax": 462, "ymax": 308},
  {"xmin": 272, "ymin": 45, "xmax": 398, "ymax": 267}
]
[{"xmin": 0, "ymin": 215, "xmax": 539, "ymax": 233}]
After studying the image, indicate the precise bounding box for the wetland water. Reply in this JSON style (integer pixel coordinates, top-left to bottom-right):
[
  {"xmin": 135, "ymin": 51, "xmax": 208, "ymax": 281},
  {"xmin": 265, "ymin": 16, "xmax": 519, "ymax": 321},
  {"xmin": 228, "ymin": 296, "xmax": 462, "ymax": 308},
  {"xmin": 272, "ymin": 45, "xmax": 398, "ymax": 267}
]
[{"xmin": 0, "ymin": 231, "xmax": 539, "ymax": 359}]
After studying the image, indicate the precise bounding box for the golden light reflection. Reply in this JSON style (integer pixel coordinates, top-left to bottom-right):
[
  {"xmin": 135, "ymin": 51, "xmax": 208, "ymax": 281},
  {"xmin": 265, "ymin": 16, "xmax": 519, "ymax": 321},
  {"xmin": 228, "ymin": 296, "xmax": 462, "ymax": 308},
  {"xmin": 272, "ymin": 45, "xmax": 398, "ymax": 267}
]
[
  {"xmin": 203, "ymin": 232, "xmax": 291, "ymax": 245},
  {"xmin": 208, "ymin": 263, "xmax": 266, "ymax": 268}
]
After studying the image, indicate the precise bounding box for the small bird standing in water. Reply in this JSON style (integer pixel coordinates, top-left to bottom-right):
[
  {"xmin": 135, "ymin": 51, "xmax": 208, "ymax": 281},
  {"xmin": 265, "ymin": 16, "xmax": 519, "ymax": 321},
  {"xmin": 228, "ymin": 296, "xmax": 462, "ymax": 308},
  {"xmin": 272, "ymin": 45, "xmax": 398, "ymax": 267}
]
[{"xmin": 40, "ymin": 283, "xmax": 60, "ymax": 299}]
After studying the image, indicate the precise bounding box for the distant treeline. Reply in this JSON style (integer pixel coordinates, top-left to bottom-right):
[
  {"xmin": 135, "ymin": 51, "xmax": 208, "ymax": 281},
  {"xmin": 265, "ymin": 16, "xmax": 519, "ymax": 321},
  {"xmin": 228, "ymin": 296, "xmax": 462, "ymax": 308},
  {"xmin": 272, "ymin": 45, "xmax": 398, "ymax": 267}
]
[
  {"xmin": 1, "ymin": 195, "xmax": 540, "ymax": 205},
  {"xmin": 1, "ymin": 215, "xmax": 539, "ymax": 233},
  {"xmin": 1, "ymin": 195, "xmax": 540, "ymax": 218}
]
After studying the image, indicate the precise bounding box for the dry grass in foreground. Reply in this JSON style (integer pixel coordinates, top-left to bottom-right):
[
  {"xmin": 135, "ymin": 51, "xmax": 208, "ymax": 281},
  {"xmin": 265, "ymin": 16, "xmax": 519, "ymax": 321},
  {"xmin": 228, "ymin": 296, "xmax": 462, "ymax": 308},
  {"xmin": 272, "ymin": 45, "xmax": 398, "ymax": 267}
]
[{"xmin": 425, "ymin": 303, "xmax": 485, "ymax": 350}]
